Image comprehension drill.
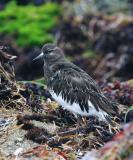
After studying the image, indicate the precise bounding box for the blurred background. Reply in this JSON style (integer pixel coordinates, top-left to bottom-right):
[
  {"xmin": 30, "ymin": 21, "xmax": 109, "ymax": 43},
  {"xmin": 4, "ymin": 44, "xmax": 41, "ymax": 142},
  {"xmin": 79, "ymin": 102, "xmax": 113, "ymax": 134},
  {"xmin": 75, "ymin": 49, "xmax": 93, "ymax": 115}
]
[{"xmin": 0, "ymin": 0, "xmax": 133, "ymax": 82}]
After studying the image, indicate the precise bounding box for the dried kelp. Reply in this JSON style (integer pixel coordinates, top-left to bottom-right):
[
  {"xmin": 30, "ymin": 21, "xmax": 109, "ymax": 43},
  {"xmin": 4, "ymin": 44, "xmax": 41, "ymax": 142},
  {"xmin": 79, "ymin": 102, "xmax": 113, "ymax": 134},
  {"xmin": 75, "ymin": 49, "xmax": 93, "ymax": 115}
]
[
  {"xmin": 57, "ymin": 14, "xmax": 133, "ymax": 81},
  {"xmin": 82, "ymin": 123, "xmax": 133, "ymax": 160},
  {"xmin": 0, "ymin": 47, "xmax": 28, "ymax": 111},
  {"xmin": 102, "ymin": 80, "xmax": 133, "ymax": 106},
  {"xmin": 0, "ymin": 47, "xmax": 131, "ymax": 160}
]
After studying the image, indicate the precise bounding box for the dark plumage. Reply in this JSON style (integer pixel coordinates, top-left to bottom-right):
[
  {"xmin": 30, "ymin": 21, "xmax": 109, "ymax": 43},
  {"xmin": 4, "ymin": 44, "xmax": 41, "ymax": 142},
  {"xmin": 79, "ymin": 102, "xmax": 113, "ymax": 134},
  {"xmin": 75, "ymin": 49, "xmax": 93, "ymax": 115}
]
[{"xmin": 34, "ymin": 43, "xmax": 118, "ymax": 122}]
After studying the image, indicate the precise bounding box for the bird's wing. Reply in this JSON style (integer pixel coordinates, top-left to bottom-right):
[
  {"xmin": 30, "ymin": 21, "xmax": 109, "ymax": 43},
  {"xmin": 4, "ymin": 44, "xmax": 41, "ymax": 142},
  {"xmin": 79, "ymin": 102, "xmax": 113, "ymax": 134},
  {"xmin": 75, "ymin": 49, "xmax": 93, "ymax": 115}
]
[{"xmin": 49, "ymin": 63, "xmax": 116, "ymax": 115}]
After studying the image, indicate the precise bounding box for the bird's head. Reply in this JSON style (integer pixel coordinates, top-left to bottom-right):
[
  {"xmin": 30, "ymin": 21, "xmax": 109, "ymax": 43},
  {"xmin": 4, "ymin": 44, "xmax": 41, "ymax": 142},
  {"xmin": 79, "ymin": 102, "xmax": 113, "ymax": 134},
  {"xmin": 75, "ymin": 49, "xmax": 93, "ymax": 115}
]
[{"xmin": 33, "ymin": 43, "xmax": 65, "ymax": 63}]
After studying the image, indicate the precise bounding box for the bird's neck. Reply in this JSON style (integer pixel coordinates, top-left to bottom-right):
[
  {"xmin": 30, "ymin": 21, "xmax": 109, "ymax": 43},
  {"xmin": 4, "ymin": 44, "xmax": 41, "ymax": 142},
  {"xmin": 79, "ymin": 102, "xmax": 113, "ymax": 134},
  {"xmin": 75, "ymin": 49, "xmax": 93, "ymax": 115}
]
[{"xmin": 43, "ymin": 58, "xmax": 67, "ymax": 82}]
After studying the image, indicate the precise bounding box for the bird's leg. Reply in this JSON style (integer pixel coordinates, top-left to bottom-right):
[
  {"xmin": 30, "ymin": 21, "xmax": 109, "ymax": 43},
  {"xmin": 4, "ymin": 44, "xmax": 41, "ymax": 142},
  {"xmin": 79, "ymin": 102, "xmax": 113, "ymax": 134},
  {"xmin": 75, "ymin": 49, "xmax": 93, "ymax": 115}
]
[
  {"xmin": 74, "ymin": 114, "xmax": 82, "ymax": 134},
  {"xmin": 82, "ymin": 117, "xmax": 88, "ymax": 126},
  {"xmin": 77, "ymin": 116, "xmax": 80, "ymax": 133}
]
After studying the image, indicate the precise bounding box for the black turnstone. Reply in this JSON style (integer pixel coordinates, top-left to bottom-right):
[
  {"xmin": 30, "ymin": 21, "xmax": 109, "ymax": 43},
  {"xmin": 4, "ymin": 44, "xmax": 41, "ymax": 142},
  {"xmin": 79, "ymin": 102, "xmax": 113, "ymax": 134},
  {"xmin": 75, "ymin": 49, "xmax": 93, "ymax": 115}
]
[{"xmin": 33, "ymin": 43, "xmax": 117, "ymax": 123}]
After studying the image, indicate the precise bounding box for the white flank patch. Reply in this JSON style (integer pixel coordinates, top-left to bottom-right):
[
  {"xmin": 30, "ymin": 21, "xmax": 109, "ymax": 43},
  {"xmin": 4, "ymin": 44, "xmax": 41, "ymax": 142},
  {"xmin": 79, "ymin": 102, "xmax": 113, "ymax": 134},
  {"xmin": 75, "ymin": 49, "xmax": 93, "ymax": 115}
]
[{"xmin": 49, "ymin": 90, "xmax": 108, "ymax": 121}]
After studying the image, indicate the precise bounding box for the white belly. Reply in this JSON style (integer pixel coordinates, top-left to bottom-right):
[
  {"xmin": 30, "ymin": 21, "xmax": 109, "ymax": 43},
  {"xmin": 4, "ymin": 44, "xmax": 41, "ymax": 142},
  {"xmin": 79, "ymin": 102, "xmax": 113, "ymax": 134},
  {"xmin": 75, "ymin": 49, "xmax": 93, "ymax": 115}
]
[{"xmin": 49, "ymin": 90, "xmax": 108, "ymax": 121}]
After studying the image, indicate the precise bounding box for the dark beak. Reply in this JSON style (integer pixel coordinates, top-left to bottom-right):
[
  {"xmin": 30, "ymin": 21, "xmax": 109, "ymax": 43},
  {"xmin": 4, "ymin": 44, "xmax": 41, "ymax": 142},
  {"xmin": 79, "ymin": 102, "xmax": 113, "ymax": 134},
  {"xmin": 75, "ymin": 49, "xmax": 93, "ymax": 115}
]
[{"xmin": 32, "ymin": 52, "xmax": 44, "ymax": 61}]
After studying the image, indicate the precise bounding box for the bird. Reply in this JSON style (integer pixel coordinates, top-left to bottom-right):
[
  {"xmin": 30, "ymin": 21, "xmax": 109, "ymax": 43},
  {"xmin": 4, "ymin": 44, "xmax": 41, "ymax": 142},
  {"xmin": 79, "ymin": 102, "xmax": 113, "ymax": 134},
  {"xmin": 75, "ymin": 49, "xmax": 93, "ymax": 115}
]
[{"xmin": 33, "ymin": 43, "xmax": 118, "ymax": 125}]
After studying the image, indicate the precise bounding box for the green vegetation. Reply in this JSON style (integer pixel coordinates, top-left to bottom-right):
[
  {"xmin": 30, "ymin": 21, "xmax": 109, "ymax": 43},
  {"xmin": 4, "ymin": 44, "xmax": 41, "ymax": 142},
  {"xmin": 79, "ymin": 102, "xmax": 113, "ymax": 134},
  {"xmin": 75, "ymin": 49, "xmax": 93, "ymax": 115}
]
[
  {"xmin": 82, "ymin": 50, "xmax": 96, "ymax": 59},
  {"xmin": 0, "ymin": 1, "xmax": 61, "ymax": 47},
  {"xmin": 20, "ymin": 78, "xmax": 46, "ymax": 87}
]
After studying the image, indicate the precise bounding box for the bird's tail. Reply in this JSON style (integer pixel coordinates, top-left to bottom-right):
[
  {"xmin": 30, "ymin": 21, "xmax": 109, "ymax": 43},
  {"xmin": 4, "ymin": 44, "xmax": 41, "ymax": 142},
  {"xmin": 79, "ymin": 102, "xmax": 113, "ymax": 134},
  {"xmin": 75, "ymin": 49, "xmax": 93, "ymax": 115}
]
[
  {"xmin": 98, "ymin": 99, "xmax": 119, "ymax": 126},
  {"xmin": 104, "ymin": 114, "xmax": 115, "ymax": 126}
]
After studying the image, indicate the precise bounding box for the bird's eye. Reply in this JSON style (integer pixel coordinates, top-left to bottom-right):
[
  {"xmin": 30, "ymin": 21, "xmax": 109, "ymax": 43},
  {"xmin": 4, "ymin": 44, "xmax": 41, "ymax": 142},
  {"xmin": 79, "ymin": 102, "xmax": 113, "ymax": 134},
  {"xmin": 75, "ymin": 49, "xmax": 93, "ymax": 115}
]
[{"xmin": 46, "ymin": 49, "xmax": 53, "ymax": 54}]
